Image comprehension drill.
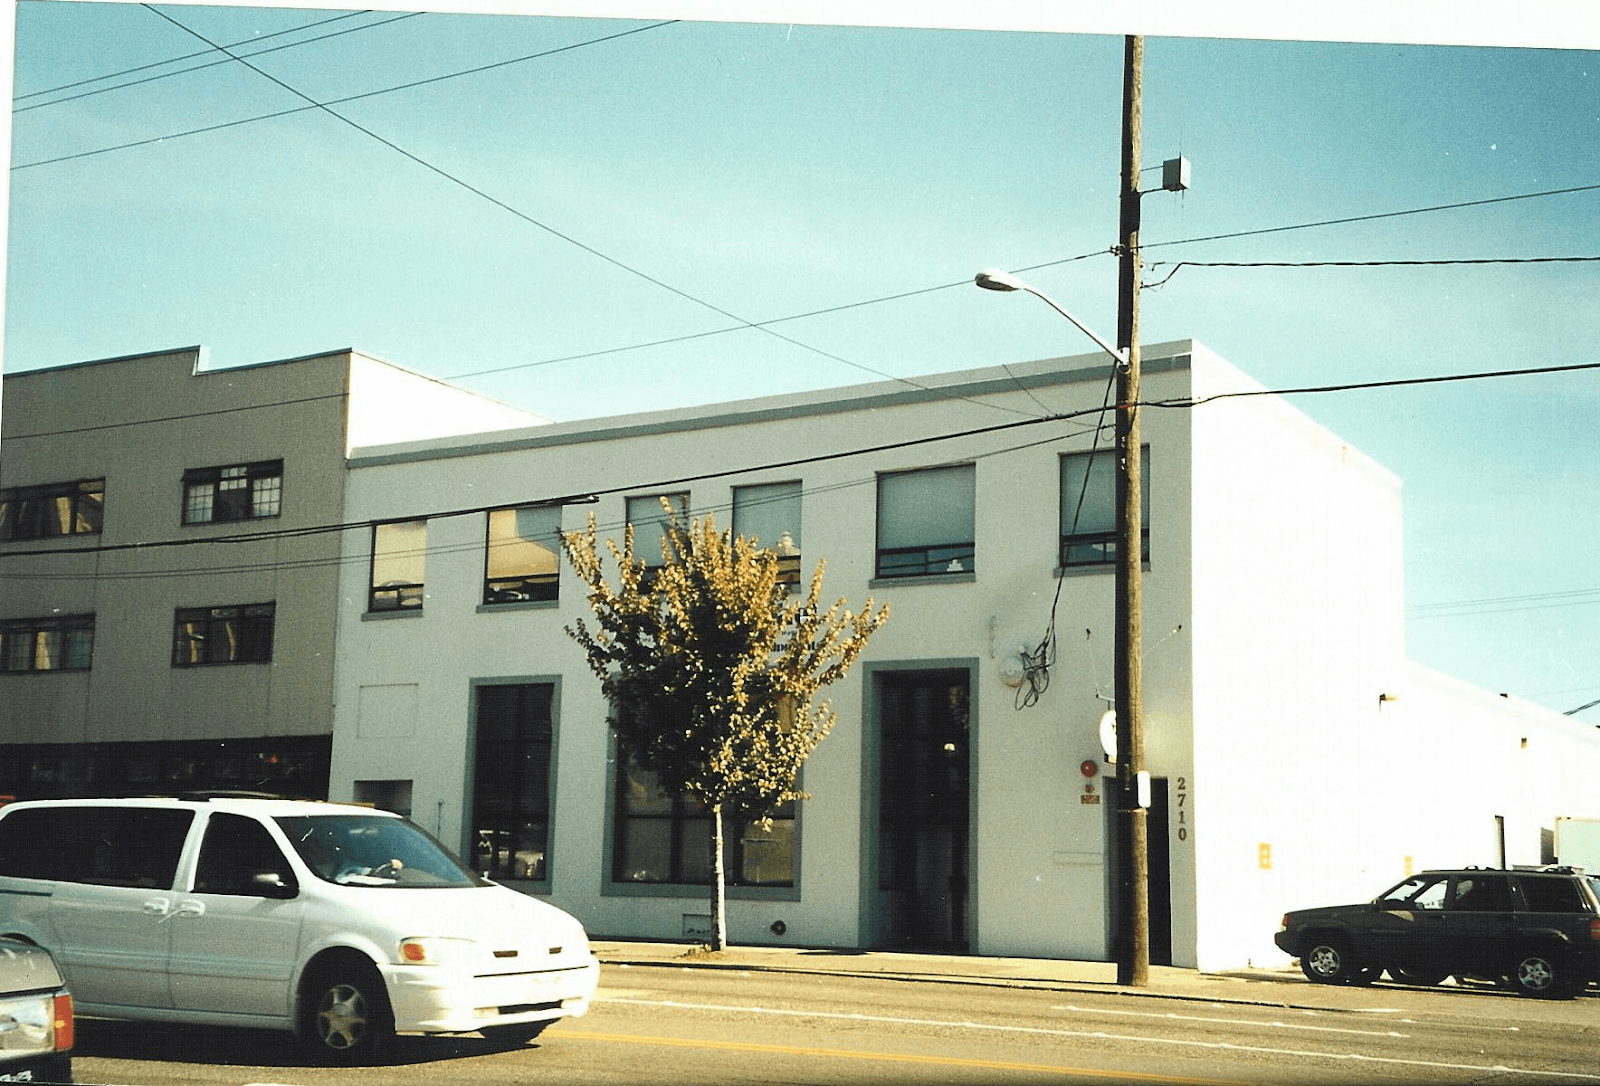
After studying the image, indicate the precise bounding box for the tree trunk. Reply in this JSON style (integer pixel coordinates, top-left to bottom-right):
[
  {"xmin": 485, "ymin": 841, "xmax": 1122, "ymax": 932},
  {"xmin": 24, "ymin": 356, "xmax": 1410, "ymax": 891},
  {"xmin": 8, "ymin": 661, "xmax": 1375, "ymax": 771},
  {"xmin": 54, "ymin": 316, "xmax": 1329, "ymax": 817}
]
[{"xmin": 710, "ymin": 804, "xmax": 728, "ymax": 951}]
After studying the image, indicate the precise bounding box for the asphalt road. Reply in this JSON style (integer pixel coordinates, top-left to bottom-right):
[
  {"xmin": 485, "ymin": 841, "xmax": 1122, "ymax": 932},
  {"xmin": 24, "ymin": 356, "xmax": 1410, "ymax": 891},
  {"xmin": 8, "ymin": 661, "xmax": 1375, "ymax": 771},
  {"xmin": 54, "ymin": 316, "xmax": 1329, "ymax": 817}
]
[{"xmin": 69, "ymin": 966, "xmax": 1600, "ymax": 1085}]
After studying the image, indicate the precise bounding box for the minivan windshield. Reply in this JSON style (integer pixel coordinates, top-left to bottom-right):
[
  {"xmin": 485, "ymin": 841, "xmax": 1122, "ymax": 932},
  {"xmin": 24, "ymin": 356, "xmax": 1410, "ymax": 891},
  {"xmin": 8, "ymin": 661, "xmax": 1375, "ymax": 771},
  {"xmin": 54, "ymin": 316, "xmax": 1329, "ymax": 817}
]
[{"xmin": 275, "ymin": 814, "xmax": 483, "ymax": 888}]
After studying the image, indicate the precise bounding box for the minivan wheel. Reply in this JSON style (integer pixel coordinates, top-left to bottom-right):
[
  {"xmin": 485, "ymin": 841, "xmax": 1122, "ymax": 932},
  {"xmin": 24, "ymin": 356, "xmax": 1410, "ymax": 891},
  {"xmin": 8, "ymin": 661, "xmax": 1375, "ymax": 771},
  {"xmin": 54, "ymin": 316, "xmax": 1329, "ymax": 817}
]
[
  {"xmin": 1510, "ymin": 951, "xmax": 1579, "ymax": 999},
  {"xmin": 300, "ymin": 961, "xmax": 394, "ymax": 1062},
  {"xmin": 1300, "ymin": 937, "xmax": 1356, "ymax": 984}
]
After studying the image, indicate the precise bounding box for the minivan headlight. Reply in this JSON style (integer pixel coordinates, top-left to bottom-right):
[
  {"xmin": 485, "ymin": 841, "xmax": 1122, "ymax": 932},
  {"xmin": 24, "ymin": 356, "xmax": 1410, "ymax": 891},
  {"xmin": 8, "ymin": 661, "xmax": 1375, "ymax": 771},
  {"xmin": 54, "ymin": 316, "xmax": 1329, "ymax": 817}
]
[{"xmin": 399, "ymin": 936, "xmax": 475, "ymax": 966}]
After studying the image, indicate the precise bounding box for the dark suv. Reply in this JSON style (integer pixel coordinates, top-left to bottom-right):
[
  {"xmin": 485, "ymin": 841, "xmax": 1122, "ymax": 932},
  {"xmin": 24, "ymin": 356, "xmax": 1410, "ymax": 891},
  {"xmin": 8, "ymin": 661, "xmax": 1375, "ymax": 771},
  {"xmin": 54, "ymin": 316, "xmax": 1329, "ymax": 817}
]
[{"xmin": 1276, "ymin": 867, "xmax": 1600, "ymax": 998}]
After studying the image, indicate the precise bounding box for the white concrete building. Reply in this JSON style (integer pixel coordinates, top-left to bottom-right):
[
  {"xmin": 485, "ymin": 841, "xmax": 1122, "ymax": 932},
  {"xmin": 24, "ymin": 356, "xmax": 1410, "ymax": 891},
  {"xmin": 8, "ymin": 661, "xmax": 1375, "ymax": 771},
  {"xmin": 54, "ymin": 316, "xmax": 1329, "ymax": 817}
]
[{"xmin": 327, "ymin": 340, "xmax": 1600, "ymax": 970}]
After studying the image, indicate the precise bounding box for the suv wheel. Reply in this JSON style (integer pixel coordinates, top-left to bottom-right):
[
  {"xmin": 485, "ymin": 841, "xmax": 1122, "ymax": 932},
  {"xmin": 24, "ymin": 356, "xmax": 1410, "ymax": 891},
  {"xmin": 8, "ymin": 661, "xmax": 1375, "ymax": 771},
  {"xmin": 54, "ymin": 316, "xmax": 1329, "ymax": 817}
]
[
  {"xmin": 1510, "ymin": 951, "xmax": 1579, "ymax": 999},
  {"xmin": 1300, "ymin": 936, "xmax": 1357, "ymax": 984}
]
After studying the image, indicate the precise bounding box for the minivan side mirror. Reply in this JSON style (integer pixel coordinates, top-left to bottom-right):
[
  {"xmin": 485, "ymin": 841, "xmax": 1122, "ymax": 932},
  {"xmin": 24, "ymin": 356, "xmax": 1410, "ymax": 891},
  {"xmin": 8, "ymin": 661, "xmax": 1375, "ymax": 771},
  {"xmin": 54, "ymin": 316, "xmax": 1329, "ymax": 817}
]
[{"xmin": 251, "ymin": 871, "xmax": 299, "ymax": 899}]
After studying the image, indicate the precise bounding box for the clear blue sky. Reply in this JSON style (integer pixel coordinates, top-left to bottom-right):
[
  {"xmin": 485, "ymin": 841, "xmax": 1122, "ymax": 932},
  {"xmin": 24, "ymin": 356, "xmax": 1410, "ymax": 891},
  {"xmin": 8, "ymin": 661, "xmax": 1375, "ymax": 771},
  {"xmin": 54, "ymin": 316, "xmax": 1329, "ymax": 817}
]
[{"xmin": 5, "ymin": 3, "xmax": 1598, "ymax": 714}]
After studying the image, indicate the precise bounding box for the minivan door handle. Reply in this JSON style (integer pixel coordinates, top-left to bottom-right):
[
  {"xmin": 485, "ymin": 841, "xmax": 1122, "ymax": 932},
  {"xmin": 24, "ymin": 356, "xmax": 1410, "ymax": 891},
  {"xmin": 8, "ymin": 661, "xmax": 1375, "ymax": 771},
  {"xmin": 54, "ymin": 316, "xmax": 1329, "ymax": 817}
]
[
  {"xmin": 143, "ymin": 898, "xmax": 171, "ymax": 917},
  {"xmin": 171, "ymin": 900, "xmax": 206, "ymax": 921}
]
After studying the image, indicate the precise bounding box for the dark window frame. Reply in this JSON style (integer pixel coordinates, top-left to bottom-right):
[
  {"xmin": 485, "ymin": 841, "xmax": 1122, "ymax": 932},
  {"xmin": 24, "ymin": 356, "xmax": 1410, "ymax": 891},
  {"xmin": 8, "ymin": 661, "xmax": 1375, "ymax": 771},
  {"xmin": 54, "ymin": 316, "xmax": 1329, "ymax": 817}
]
[
  {"xmin": 0, "ymin": 478, "xmax": 105, "ymax": 542},
  {"xmin": 482, "ymin": 506, "xmax": 562, "ymax": 606},
  {"xmin": 874, "ymin": 464, "xmax": 976, "ymax": 580},
  {"xmin": 181, "ymin": 459, "xmax": 284, "ymax": 526},
  {"xmin": 611, "ymin": 747, "xmax": 796, "ymax": 889},
  {"xmin": 468, "ymin": 682, "xmax": 556, "ymax": 884},
  {"xmin": 1059, "ymin": 446, "xmax": 1151, "ymax": 569},
  {"xmin": 369, "ymin": 519, "xmax": 427, "ymax": 612},
  {"xmin": 0, "ymin": 614, "xmax": 95, "ymax": 672},
  {"xmin": 732, "ymin": 481, "xmax": 803, "ymax": 586},
  {"xmin": 172, "ymin": 602, "xmax": 276, "ymax": 667}
]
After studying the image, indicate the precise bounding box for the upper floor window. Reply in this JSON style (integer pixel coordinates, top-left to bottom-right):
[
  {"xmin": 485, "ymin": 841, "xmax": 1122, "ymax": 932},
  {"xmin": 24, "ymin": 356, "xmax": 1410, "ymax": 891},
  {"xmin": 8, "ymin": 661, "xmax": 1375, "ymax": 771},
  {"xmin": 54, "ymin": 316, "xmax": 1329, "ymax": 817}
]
[
  {"xmin": 875, "ymin": 464, "xmax": 975, "ymax": 579},
  {"xmin": 0, "ymin": 614, "xmax": 94, "ymax": 672},
  {"xmin": 732, "ymin": 481, "xmax": 802, "ymax": 585},
  {"xmin": 182, "ymin": 460, "xmax": 283, "ymax": 525},
  {"xmin": 1060, "ymin": 447, "xmax": 1149, "ymax": 568},
  {"xmin": 0, "ymin": 479, "xmax": 104, "ymax": 542},
  {"xmin": 172, "ymin": 603, "xmax": 275, "ymax": 666},
  {"xmin": 484, "ymin": 506, "xmax": 562, "ymax": 605},
  {"xmin": 369, "ymin": 520, "xmax": 426, "ymax": 612},
  {"xmin": 626, "ymin": 492, "xmax": 689, "ymax": 569}
]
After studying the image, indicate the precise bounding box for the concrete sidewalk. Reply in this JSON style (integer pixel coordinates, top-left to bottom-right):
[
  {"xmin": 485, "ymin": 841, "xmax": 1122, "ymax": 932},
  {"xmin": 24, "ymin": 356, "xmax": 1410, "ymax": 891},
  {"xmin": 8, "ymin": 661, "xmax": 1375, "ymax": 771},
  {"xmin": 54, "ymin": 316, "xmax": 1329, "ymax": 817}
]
[{"xmin": 590, "ymin": 939, "xmax": 1331, "ymax": 1009}]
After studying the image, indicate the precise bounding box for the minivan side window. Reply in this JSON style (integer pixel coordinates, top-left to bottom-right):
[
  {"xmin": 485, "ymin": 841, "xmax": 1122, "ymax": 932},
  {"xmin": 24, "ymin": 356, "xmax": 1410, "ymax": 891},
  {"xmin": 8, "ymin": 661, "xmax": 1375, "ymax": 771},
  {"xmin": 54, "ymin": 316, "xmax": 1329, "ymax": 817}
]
[
  {"xmin": 192, "ymin": 813, "xmax": 298, "ymax": 897},
  {"xmin": 0, "ymin": 806, "xmax": 193, "ymax": 888}
]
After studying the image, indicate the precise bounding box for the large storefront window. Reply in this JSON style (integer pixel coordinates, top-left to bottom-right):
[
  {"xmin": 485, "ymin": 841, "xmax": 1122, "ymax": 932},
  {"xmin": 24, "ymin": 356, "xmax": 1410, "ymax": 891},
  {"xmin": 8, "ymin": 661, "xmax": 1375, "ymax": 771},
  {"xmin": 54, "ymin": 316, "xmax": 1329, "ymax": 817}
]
[
  {"xmin": 612, "ymin": 751, "xmax": 794, "ymax": 888},
  {"xmin": 0, "ymin": 736, "xmax": 331, "ymax": 801},
  {"xmin": 470, "ymin": 683, "xmax": 553, "ymax": 883}
]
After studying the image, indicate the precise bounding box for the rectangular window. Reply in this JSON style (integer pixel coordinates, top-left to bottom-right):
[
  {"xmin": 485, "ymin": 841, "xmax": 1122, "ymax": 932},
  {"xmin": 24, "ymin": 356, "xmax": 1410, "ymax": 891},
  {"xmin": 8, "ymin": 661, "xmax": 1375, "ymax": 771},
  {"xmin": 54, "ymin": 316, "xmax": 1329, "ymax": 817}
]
[
  {"xmin": 484, "ymin": 506, "xmax": 562, "ymax": 604},
  {"xmin": 613, "ymin": 750, "xmax": 795, "ymax": 887},
  {"xmin": 0, "ymin": 479, "xmax": 104, "ymax": 542},
  {"xmin": 470, "ymin": 684, "xmax": 554, "ymax": 883},
  {"xmin": 733, "ymin": 481, "xmax": 802, "ymax": 585},
  {"xmin": 182, "ymin": 460, "xmax": 283, "ymax": 525},
  {"xmin": 1060, "ymin": 447, "xmax": 1150, "ymax": 568},
  {"xmin": 369, "ymin": 520, "xmax": 426, "ymax": 611},
  {"xmin": 875, "ymin": 464, "xmax": 976, "ymax": 578},
  {"xmin": 0, "ymin": 615, "xmax": 94, "ymax": 672},
  {"xmin": 172, "ymin": 603, "xmax": 275, "ymax": 666},
  {"xmin": 626, "ymin": 492, "xmax": 689, "ymax": 569}
]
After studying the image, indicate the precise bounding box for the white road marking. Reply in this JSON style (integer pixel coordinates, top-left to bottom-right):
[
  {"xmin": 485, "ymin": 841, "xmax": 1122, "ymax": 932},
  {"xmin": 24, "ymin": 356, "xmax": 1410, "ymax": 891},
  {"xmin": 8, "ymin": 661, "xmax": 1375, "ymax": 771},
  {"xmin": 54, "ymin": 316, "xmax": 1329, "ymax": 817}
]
[{"xmin": 596, "ymin": 996, "xmax": 1600, "ymax": 1082}]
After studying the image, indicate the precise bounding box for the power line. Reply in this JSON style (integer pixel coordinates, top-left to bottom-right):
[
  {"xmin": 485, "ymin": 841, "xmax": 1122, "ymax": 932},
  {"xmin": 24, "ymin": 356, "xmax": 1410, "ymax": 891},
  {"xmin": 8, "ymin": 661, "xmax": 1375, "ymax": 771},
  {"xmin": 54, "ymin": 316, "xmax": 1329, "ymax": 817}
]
[
  {"xmin": 12, "ymin": 16, "xmax": 683, "ymax": 170},
  {"xmin": 5, "ymin": 356, "xmax": 1591, "ymax": 565},
  {"xmin": 1145, "ymin": 254, "xmax": 1600, "ymax": 290},
  {"xmin": 0, "ymin": 403, "xmax": 1118, "ymax": 563},
  {"xmin": 1141, "ymin": 183, "xmax": 1600, "ymax": 251},
  {"xmin": 1409, "ymin": 587, "xmax": 1600, "ymax": 619},
  {"xmin": 128, "ymin": 7, "xmax": 1044, "ymax": 423},
  {"xmin": 14, "ymin": 11, "xmax": 421, "ymax": 111}
]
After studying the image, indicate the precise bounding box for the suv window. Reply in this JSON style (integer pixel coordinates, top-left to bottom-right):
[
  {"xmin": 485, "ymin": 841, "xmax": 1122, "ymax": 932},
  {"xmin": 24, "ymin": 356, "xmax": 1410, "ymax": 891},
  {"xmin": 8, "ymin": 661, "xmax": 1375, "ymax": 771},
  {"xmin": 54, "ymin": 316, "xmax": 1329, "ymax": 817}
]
[
  {"xmin": 1378, "ymin": 874, "xmax": 1448, "ymax": 909},
  {"xmin": 1518, "ymin": 875, "xmax": 1587, "ymax": 913},
  {"xmin": 1450, "ymin": 873, "xmax": 1515, "ymax": 912},
  {"xmin": 0, "ymin": 806, "xmax": 193, "ymax": 888},
  {"xmin": 192, "ymin": 812, "xmax": 297, "ymax": 897}
]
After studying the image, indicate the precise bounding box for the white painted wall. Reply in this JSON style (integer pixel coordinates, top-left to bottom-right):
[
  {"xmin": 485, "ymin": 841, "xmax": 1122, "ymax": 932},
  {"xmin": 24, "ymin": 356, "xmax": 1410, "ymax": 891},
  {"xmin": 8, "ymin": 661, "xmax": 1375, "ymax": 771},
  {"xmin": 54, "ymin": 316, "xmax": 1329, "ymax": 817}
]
[{"xmin": 327, "ymin": 340, "xmax": 1600, "ymax": 969}]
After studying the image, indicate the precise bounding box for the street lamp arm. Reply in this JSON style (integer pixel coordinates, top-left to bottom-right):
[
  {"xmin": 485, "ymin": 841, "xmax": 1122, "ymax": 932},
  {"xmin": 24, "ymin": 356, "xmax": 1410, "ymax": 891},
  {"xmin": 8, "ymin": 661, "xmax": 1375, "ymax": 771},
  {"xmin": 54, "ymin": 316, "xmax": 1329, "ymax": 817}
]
[{"xmin": 974, "ymin": 270, "xmax": 1128, "ymax": 368}]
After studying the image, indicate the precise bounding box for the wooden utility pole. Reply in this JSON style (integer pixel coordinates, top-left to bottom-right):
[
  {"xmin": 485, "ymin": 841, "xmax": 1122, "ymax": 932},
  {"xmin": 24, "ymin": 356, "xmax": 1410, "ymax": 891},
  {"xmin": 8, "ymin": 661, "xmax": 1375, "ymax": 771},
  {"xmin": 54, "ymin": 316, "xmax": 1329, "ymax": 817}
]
[{"xmin": 1114, "ymin": 32, "xmax": 1149, "ymax": 989}]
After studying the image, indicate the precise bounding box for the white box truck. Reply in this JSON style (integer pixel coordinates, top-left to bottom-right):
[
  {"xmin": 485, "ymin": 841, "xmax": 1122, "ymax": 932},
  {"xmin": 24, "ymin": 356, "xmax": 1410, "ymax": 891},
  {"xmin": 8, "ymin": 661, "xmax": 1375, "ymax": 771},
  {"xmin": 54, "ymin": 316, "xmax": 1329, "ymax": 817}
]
[{"xmin": 1554, "ymin": 816, "xmax": 1600, "ymax": 871}]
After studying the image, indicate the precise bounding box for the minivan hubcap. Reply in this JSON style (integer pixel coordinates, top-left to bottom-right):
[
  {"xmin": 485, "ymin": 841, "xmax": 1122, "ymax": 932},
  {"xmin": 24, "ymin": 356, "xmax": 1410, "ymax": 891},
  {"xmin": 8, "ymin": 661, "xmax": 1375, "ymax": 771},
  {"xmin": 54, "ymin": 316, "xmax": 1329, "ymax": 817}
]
[
  {"xmin": 317, "ymin": 984, "xmax": 368, "ymax": 1048},
  {"xmin": 1309, "ymin": 946, "xmax": 1339, "ymax": 977}
]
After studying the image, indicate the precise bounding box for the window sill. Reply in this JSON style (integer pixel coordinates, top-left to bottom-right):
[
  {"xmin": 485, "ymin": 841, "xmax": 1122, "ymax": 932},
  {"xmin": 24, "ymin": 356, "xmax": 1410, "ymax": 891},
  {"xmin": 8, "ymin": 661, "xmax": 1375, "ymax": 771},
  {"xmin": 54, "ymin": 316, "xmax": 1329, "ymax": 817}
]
[
  {"xmin": 603, "ymin": 881, "xmax": 800, "ymax": 902},
  {"xmin": 362, "ymin": 608, "xmax": 424, "ymax": 621},
  {"xmin": 477, "ymin": 599, "xmax": 560, "ymax": 614},
  {"xmin": 869, "ymin": 571, "xmax": 977, "ymax": 589},
  {"xmin": 1055, "ymin": 560, "xmax": 1152, "ymax": 578}
]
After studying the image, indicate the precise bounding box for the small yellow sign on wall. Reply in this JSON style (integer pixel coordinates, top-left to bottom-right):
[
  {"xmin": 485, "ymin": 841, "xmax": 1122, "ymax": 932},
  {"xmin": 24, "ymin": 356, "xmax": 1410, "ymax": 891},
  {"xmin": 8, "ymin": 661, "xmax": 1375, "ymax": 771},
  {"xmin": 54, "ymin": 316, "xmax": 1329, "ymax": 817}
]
[{"xmin": 1258, "ymin": 843, "xmax": 1272, "ymax": 870}]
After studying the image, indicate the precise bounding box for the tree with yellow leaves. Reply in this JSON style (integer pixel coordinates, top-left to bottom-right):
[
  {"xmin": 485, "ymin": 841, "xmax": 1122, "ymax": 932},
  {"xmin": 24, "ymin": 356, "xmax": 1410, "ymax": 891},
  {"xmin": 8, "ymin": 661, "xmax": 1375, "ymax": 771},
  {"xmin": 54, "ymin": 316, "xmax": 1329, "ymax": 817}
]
[{"xmin": 563, "ymin": 505, "xmax": 888, "ymax": 951}]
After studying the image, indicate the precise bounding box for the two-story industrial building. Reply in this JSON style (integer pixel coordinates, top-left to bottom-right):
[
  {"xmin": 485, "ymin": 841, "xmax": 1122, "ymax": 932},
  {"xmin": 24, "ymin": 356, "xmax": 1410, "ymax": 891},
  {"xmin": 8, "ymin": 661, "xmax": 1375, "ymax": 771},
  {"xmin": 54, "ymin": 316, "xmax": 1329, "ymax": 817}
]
[{"xmin": 321, "ymin": 338, "xmax": 1600, "ymax": 971}]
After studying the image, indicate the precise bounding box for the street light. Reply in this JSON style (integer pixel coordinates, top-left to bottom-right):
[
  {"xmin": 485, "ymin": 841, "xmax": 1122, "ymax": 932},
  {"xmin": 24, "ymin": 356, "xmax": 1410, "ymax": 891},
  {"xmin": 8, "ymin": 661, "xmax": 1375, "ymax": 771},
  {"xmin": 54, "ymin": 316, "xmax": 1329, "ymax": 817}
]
[
  {"xmin": 973, "ymin": 271, "xmax": 1128, "ymax": 369},
  {"xmin": 974, "ymin": 264, "xmax": 1148, "ymax": 988}
]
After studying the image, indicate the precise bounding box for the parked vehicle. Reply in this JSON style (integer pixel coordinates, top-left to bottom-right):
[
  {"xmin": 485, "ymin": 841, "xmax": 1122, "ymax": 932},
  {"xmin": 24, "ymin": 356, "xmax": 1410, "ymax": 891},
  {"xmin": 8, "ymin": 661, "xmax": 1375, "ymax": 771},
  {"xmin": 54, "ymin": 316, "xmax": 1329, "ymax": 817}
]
[
  {"xmin": 0, "ymin": 796, "xmax": 599, "ymax": 1062},
  {"xmin": 1276, "ymin": 867, "xmax": 1600, "ymax": 998},
  {"xmin": 0, "ymin": 936, "xmax": 73, "ymax": 1083},
  {"xmin": 1555, "ymin": 816, "xmax": 1600, "ymax": 871}
]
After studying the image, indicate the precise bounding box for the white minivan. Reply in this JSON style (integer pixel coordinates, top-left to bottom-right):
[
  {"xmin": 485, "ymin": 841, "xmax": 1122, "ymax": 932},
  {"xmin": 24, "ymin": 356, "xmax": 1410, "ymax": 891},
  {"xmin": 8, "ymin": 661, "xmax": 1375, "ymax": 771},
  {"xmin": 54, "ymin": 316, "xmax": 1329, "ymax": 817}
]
[{"xmin": 0, "ymin": 795, "xmax": 600, "ymax": 1061}]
